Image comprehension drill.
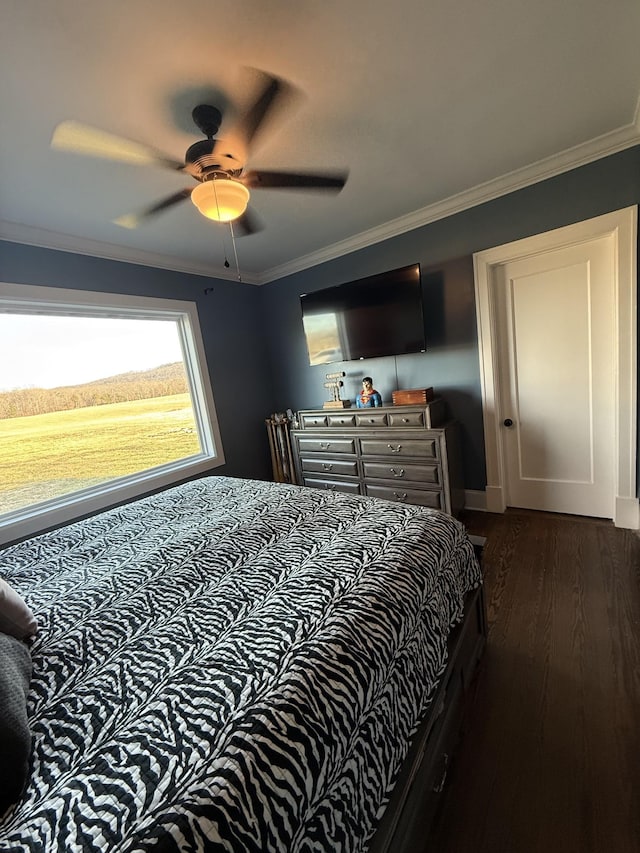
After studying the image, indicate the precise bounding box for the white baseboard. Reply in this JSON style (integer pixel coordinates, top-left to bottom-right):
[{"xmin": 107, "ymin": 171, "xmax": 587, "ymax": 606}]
[
  {"xmin": 464, "ymin": 490, "xmax": 488, "ymax": 511},
  {"xmin": 615, "ymin": 496, "xmax": 640, "ymax": 530},
  {"xmin": 463, "ymin": 490, "xmax": 640, "ymax": 529}
]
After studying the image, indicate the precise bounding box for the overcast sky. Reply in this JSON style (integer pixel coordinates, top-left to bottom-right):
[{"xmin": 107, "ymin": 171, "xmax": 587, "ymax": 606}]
[{"xmin": 0, "ymin": 314, "xmax": 184, "ymax": 391}]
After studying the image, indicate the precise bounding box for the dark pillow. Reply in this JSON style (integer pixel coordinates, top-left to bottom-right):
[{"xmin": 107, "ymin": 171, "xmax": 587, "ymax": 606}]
[
  {"xmin": 0, "ymin": 578, "xmax": 37, "ymax": 639},
  {"xmin": 0, "ymin": 632, "xmax": 32, "ymax": 812}
]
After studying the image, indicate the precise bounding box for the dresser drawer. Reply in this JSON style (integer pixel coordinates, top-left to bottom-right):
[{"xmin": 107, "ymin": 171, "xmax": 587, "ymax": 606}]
[
  {"xmin": 355, "ymin": 411, "xmax": 389, "ymax": 428},
  {"xmin": 301, "ymin": 457, "xmax": 358, "ymax": 477},
  {"xmin": 360, "ymin": 438, "xmax": 438, "ymax": 460},
  {"xmin": 328, "ymin": 413, "xmax": 357, "ymax": 428},
  {"xmin": 363, "ymin": 461, "xmax": 441, "ymax": 485},
  {"xmin": 301, "ymin": 413, "xmax": 329, "ymax": 428},
  {"xmin": 388, "ymin": 410, "xmax": 426, "ymax": 428},
  {"xmin": 366, "ymin": 484, "xmax": 444, "ymax": 509},
  {"xmin": 297, "ymin": 437, "xmax": 356, "ymax": 455},
  {"xmin": 303, "ymin": 477, "xmax": 361, "ymax": 495}
]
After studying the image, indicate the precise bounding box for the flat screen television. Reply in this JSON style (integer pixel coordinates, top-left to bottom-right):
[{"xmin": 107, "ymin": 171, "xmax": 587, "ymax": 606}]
[{"xmin": 300, "ymin": 263, "xmax": 425, "ymax": 365}]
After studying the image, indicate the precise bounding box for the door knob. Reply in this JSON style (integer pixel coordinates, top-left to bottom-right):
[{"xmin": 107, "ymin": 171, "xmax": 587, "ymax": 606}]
[{"xmin": 503, "ymin": 418, "xmax": 513, "ymax": 427}]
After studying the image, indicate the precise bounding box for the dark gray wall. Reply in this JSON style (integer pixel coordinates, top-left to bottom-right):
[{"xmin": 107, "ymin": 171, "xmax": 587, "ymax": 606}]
[
  {"xmin": 259, "ymin": 145, "xmax": 640, "ymax": 493},
  {"xmin": 0, "ymin": 244, "xmax": 275, "ymax": 483}
]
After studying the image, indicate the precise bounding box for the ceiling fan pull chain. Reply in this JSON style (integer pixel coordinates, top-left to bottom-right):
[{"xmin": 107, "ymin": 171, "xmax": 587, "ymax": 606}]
[
  {"xmin": 217, "ymin": 219, "xmax": 230, "ymax": 269},
  {"xmin": 229, "ymin": 221, "xmax": 243, "ymax": 282}
]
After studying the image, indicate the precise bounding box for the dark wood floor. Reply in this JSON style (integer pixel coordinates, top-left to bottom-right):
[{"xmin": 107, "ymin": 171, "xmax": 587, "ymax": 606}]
[{"xmin": 427, "ymin": 508, "xmax": 640, "ymax": 853}]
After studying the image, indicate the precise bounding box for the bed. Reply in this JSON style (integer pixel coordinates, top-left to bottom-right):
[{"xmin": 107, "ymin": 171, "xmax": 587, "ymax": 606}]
[{"xmin": 0, "ymin": 475, "xmax": 484, "ymax": 852}]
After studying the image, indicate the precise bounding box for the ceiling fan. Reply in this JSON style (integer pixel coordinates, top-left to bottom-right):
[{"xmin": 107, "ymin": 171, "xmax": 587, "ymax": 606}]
[{"xmin": 50, "ymin": 70, "xmax": 348, "ymax": 236}]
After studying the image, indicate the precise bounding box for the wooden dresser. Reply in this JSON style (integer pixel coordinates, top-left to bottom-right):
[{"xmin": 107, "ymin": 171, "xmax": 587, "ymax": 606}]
[{"xmin": 291, "ymin": 401, "xmax": 464, "ymax": 516}]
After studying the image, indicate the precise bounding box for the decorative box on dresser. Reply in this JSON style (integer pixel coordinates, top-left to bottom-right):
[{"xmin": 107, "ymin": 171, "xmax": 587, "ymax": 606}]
[{"xmin": 291, "ymin": 400, "xmax": 465, "ymax": 516}]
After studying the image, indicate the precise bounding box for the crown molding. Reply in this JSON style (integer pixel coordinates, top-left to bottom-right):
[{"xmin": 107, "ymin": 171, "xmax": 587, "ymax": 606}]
[
  {"xmin": 260, "ymin": 119, "xmax": 640, "ymax": 283},
  {"xmin": 0, "ymin": 222, "xmax": 261, "ymax": 286},
  {"xmin": 2, "ymin": 118, "xmax": 639, "ymax": 287}
]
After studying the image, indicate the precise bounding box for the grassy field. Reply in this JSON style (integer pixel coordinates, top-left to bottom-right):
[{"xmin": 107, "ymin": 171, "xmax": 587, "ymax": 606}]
[{"xmin": 0, "ymin": 393, "xmax": 200, "ymax": 512}]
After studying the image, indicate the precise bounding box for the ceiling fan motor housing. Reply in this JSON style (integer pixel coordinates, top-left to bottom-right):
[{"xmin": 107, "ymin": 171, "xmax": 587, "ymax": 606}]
[{"xmin": 185, "ymin": 139, "xmax": 243, "ymax": 180}]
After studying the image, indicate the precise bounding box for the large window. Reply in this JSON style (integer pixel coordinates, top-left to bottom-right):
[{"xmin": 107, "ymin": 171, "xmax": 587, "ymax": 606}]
[{"xmin": 0, "ymin": 283, "xmax": 224, "ymax": 544}]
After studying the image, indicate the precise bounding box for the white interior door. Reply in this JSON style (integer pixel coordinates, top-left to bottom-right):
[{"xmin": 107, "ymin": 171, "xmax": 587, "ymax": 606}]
[
  {"xmin": 495, "ymin": 237, "xmax": 614, "ymax": 518},
  {"xmin": 474, "ymin": 207, "xmax": 638, "ymax": 529}
]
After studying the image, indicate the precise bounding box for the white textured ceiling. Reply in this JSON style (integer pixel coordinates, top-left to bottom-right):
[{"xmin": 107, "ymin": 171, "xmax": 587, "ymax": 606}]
[{"xmin": 1, "ymin": 0, "xmax": 639, "ymax": 284}]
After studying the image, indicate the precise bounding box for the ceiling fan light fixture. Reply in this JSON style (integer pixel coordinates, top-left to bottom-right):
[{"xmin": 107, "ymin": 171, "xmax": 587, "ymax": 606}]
[{"xmin": 191, "ymin": 178, "xmax": 250, "ymax": 223}]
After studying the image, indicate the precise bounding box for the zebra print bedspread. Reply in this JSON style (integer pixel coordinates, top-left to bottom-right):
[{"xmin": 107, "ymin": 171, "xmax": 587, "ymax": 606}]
[{"xmin": 0, "ymin": 476, "xmax": 481, "ymax": 852}]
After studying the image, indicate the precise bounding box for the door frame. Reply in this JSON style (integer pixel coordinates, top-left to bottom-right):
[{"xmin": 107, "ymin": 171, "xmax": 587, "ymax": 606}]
[{"xmin": 473, "ymin": 206, "xmax": 638, "ymax": 529}]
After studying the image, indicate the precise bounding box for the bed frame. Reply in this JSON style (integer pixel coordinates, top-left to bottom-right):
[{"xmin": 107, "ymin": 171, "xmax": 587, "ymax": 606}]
[{"xmin": 369, "ymin": 536, "xmax": 487, "ymax": 852}]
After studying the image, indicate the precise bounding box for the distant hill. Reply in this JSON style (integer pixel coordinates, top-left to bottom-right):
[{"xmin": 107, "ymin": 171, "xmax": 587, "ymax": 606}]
[
  {"xmin": 0, "ymin": 362, "xmax": 189, "ymax": 420},
  {"xmin": 88, "ymin": 362, "xmax": 187, "ymax": 386}
]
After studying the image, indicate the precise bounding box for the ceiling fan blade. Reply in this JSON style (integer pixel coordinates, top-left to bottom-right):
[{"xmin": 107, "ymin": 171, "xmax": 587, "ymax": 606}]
[
  {"xmin": 51, "ymin": 121, "xmax": 185, "ymax": 171},
  {"xmin": 232, "ymin": 207, "xmax": 264, "ymax": 237},
  {"xmin": 234, "ymin": 69, "xmax": 297, "ymax": 151},
  {"xmin": 113, "ymin": 188, "xmax": 193, "ymax": 229},
  {"xmin": 241, "ymin": 169, "xmax": 348, "ymax": 191}
]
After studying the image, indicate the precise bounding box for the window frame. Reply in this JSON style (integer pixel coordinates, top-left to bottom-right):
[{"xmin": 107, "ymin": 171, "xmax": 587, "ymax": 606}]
[{"xmin": 0, "ymin": 282, "xmax": 225, "ymax": 544}]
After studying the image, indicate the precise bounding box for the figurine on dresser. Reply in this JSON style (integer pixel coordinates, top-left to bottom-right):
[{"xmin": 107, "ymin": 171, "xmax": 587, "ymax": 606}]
[{"xmin": 356, "ymin": 377, "xmax": 383, "ymax": 408}]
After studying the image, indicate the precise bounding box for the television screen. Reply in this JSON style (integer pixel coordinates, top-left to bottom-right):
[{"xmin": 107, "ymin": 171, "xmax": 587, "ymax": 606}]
[{"xmin": 300, "ymin": 263, "xmax": 425, "ymax": 365}]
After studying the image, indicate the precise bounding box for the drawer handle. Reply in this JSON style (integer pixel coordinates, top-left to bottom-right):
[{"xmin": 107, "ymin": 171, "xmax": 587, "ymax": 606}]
[
  {"xmin": 433, "ymin": 752, "xmax": 449, "ymax": 794},
  {"xmin": 320, "ymin": 442, "xmax": 331, "ymax": 450},
  {"xmin": 323, "ymin": 483, "xmax": 336, "ymax": 490},
  {"xmin": 368, "ymin": 418, "xmax": 375, "ymax": 423},
  {"xmin": 387, "ymin": 443, "xmax": 402, "ymax": 453},
  {"xmin": 393, "ymin": 491, "xmax": 408, "ymax": 502},
  {"xmin": 402, "ymin": 417, "xmax": 409, "ymax": 423},
  {"xmin": 433, "ymin": 752, "xmax": 450, "ymax": 793},
  {"xmin": 322, "ymin": 462, "xmax": 333, "ymax": 471},
  {"xmin": 390, "ymin": 467, "xmax": 405, "ymax": 478}
]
